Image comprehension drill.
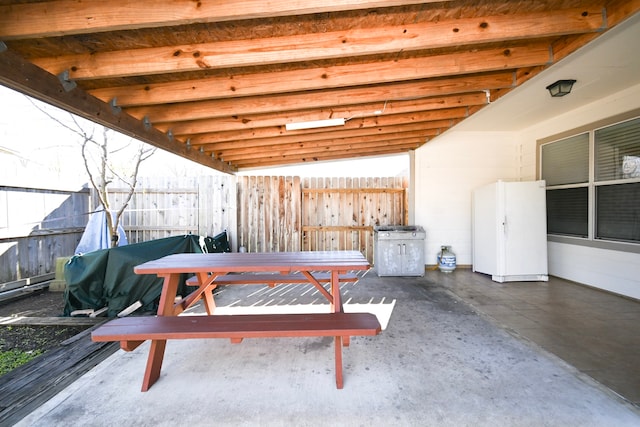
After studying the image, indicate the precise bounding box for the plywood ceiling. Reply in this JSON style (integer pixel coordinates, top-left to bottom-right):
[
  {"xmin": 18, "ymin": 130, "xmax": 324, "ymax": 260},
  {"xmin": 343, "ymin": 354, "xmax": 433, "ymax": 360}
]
[{"xmin": 1, "ymin": 0, "xmax": 639, "ymax": 174}]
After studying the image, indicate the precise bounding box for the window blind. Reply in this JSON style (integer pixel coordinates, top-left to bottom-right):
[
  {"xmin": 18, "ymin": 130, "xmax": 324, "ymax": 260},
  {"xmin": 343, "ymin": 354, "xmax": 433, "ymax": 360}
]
[
  {"xmin": 595, "ymin": 117, "xmax": 640, "ymax": 181},
  {"xmin": 596, "ymin": 182, "xmax": 640, "ymax": 242},
  {"xmin": 541, "ymin": 133, "xmax": 589, "ymax": 186},
  {"xmin": 546, "ymin": 188, "xmax": 588, "ymax": 237}
]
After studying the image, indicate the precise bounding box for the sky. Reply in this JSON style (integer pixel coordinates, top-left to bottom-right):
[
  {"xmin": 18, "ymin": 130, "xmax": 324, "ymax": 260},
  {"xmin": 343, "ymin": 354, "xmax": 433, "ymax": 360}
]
[{"xmin": 0, "ymin": 86, "xmax": 408, "ymax": 190}]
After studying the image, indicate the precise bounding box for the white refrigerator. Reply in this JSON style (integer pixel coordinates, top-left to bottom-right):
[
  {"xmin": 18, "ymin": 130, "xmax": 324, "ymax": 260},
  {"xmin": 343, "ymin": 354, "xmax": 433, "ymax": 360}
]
[{"xmin": 472, "ymin": 180, "xmax": 548, "ymax": 282}]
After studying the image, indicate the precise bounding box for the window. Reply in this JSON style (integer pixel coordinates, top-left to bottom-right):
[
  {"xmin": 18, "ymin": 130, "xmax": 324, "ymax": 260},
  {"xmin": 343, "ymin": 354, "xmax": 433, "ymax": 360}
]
[
  {"xmin": 546, "ymin": 187, "xmax": 588, "ymax": 237},
  {"xmin": 541, "ymin": 133, "xmax": 589, "ymax": 238},
  {"xmin": 596, "ymin": 183, "xmax": 640, "ymax": 242},
  {"xmin": 540, "ymin": 114, "xmax": 640, "ymax": 247},
  {"xmin": 542, "ymin": 133, "xmax": 589, "ymax": 186},
  {"xmin": 595, "ymin": 117, "xmax": 640, "ymax": 181}
]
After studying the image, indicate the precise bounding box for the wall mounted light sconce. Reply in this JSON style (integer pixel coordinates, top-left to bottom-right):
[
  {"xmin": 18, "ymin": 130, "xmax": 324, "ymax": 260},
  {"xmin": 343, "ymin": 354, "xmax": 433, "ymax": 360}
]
[
  {"xmin": 285, "ymin": 118, "xmax": 345, "ymax": 131},
  {"xmin": 545, "ymin": 79, "xmax": 576, "ymax": 97}
]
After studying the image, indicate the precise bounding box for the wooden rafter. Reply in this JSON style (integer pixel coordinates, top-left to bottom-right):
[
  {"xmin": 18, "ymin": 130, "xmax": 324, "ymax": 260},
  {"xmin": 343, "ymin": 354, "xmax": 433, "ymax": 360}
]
[
  {"xmin": 30, "ymin": 8, "xmax": 604, "ymax": 80},
  {"xmin": 0, "ymin": 0, "xmax": 449, "ymax": 39},
  {"xmin": 87, "ymin": 44, "xmax": 552, "ymax": 106},
  {"xmin": 123, "ymin": 73, "xmax": 515, "ymax": 123}
]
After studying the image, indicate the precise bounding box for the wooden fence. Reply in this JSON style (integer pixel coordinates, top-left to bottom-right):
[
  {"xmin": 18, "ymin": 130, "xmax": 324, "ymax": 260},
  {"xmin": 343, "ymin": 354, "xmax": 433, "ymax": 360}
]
[
  {"xmin": 2, "ymin": 175, "xmax": 407, "ymax": 282},
  {"xmin": 236, "ymin": 176, "xmax": 301, "ymax": 253},
  {"xmin": 109, "ymin": 176, "xmax": 237, "ymax": 246},
  {"xmin": 111, "ymin": 175, "xmax": 407, "ymax": 263},
  {"xmin": 0, "ymin": 186, "xmax": 90, "ymax": 283},
  {"xmin": 301, "ymin": 177, "xmax": 407, "ymax": 263},
  {"xmin": 234, "ymin": 176, "xmax": 408, "ymax": 263}
]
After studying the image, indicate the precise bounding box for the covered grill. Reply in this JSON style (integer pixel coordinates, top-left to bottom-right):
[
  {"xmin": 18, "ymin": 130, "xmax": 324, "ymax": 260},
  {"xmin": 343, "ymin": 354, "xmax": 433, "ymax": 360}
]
[{"xmin": 373, "ymin": 226, "xmax": 426, "ymax": 277}]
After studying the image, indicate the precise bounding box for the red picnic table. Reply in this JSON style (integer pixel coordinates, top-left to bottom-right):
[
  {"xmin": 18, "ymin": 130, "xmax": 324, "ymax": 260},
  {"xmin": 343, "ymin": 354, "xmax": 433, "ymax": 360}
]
[{"xmin": 92, "ymin": 251, "xmax": 380, "ymax": 391}]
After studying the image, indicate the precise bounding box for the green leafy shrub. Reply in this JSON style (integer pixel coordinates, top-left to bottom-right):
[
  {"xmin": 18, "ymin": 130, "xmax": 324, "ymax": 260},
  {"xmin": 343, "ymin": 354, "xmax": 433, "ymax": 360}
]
[{"xmin": 0, "ymin": 349, "xmax": 42, "ymax": 375}]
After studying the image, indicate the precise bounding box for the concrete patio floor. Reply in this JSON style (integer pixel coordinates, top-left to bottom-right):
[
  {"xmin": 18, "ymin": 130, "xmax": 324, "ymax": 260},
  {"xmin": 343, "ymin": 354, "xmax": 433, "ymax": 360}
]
[{"xmin": 17, "ymin": 270, "xmax": 640, "ymax": 426}]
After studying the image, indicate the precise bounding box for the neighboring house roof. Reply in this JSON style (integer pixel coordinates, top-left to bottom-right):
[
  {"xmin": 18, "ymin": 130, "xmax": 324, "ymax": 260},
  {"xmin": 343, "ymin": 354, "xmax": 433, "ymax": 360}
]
[{"xmin": 0, "ymin": 0, "xmax": 638, "ymax": 174}]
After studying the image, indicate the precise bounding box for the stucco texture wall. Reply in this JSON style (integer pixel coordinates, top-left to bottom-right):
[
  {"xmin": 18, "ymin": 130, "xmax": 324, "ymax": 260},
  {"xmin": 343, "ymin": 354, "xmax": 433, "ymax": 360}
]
[{"xmin": 414, "ymin": 131, "xmax": 518, "ymax": 267}]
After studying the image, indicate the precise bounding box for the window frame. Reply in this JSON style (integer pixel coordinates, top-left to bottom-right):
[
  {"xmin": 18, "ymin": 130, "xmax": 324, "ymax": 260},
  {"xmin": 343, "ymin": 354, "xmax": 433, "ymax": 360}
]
[{"xmin": 537, "ymin": 107, "xmax": 640, "ymax": 254}]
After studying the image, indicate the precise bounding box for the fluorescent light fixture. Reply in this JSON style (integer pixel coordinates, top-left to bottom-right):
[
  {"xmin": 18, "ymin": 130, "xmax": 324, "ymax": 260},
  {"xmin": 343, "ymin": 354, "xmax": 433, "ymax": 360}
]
[{"xmin": 285, "ymin": 118, "xmax": 345, "ymax": 131}]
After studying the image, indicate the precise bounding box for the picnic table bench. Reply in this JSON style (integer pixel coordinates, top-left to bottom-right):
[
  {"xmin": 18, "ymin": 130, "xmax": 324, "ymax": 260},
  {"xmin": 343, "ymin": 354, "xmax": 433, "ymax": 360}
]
[
  {"xmin": 91, "ymin": 312, "xmax": 381, "ymax": 389},
  {"xmin": 91, "ymin": 251, "xmax": 379, "ymax": 391},
  {"xmin": 185, "ymin": 272, "xmax": 359, "ymax": 287}
]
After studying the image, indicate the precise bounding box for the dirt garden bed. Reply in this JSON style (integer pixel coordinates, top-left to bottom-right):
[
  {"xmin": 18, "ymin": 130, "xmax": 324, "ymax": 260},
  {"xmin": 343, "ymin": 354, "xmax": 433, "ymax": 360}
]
[
  {"xmin": 0, "ymin": 291, "xmax": 88, "ymax": 375},
  {"xmin": 0, "ymin": 289, "xmax": 117, "ymax": 425}
]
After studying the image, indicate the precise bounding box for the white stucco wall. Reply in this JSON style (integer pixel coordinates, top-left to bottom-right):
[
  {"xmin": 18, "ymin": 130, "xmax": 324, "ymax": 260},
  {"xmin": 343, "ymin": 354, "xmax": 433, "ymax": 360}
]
[
  {"xmin": 547, "ymin": 241, "xmax": 640, "ymax": 300},
  {"xmin": 414, "ymin": 131, "xmax": 518, "ymax": 267}
]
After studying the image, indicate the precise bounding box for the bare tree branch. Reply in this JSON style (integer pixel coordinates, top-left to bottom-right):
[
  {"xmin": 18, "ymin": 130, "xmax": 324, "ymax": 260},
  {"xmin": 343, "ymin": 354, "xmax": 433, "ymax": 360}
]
[{"xmin": 29, "ymin": 96, "xmax": 154, "ymax": 247}]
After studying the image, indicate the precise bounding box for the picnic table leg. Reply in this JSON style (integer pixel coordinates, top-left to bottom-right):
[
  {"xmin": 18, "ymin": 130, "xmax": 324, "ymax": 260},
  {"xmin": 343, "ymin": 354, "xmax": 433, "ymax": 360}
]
[
  {"xmin": 142, "ymin": 339, "xmax": 167, "ymax": 391},
  {"xmin": 331, "ymin": 270, "xmax": 342, "ymax": 313},
  {"xmin": 197, "ymin": 272, "xmax": 218, "ymax": 315},
  {"xmin": 158, "ymin": 273, "xmax": 181, "ymax": 316},
  {"xmin": 334, "ymin": 335, "xmax": 344, "ymax": 389},
  {"xmin": 330, "ymin": 271, "xmax": 351, "ymax": 346},
  {"xmin": 139, "ymin": 273, "xmax": 179, "ymax": 391},
  {"xmin": 201, "ymin": 285, "xmax": 217, "ymax": 315}
]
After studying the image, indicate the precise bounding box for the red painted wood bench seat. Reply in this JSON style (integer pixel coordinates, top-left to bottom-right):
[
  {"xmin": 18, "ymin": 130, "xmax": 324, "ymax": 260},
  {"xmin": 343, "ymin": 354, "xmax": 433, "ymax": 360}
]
[
  {"xmin": 185, "ymin": 272, "xmax": 359, "ymax": 287},
  {"xmin": 91, "ymin": 312, "xmax": 381, "ymax": 389}
]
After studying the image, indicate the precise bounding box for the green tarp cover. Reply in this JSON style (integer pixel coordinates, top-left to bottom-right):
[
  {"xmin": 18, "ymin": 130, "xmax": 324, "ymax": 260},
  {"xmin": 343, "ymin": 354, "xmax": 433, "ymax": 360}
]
[{"xmin": 64, "ymin": 235, "xmax": 204, "ymax": 317}]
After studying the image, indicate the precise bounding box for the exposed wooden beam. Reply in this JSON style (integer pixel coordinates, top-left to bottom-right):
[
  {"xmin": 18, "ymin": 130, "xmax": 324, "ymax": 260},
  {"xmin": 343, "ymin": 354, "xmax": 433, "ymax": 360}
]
[
  {"xmin": 124, "ymin": 73, "xmax": 514, "ymax": 123},
  {"xmin": 218, "ymin": 131, "xmax": 438, "ymax": 161},
  {"xmin": 89, "ymin": 44, "xmax": 551, "ymax": 106},
  {"xmin": 180, "ymin": 107, "xmax": 467, "ymax": 146},
  {"xmin": 32, "ymin": 8, "xmax": 604, "ymax": 80},
  {"xmin": 0, "ymin": 48, "xmax": 235, "ymax": 175},
  {"xmin": 605, "ymin": 0, "xmax": 640, "ymax": 27},
  {"xmin": 157, "ymin": 94, "xmax": 486, "ymax": 135},
  {"xmin": 233, "ymin": 144, "xmax": 422, "ymax": 168},
  {"xmin": 194, "ymin": 119, "xmax": 460, "ymax": 151},
  {"xmin": 0, "ymin": 0, "xmax": 448, "ymax": 39},
  {"xmin": 220, "ymin": 138, "xmax": 426, "ymax": 163},
  {"xmin": 551, "ymin": 33, "xmax": 601, "ymax": 64}
]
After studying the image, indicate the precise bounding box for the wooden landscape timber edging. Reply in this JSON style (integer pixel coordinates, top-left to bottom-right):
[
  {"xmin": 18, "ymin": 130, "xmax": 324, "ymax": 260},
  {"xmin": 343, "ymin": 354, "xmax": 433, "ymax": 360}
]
[
  {"xmin": 0, "ymin": 316, "xmax": 103, "ymax": 326},
  {"xmin": 0, "ymin": 325, "xmax": 118, "ymax": 426}
]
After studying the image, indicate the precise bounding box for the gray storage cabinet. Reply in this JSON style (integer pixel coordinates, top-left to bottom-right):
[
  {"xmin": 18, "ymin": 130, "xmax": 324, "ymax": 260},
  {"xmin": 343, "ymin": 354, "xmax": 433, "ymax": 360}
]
[{"xmin": 374, "ymin": 226, "xmax": 426, "ymax": 276}]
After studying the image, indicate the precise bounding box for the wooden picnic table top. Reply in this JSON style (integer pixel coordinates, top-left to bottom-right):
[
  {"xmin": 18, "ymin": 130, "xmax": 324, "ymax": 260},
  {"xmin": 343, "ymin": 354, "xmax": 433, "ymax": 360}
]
[{"xmin": 133, "ymin": 250, "xmax": 370, "ymax": 275}]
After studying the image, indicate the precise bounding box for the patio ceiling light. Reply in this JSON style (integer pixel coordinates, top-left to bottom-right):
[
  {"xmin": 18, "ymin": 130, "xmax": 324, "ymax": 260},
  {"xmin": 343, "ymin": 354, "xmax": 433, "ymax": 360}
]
[{"xmin": 545, "ymin": 79, "xmax": 576, "ymax": 97}]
